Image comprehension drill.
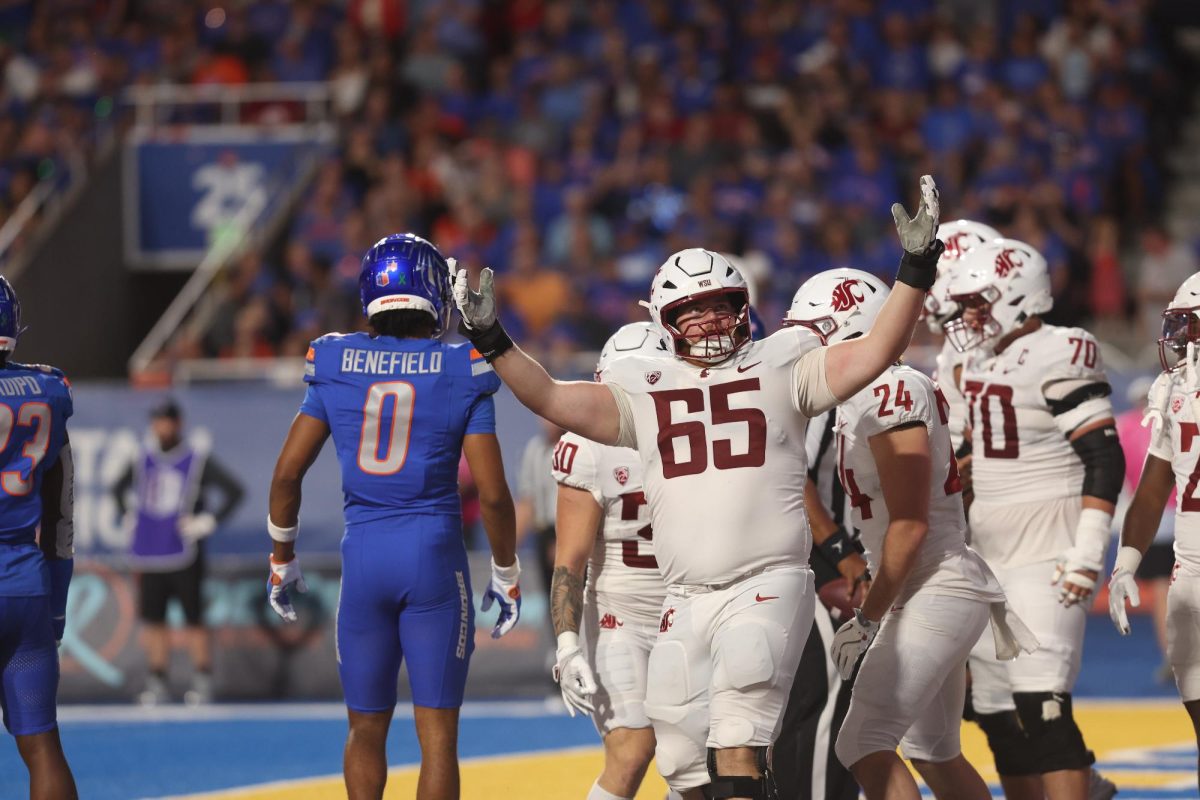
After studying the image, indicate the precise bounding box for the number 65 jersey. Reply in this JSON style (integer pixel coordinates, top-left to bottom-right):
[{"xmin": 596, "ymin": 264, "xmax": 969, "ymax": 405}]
[
  {"xmin": 300, "ymin": 332, "xmax": 501, "ymax": 526},
  {"xmin": 551, "ymin": 432, "xmax": 665, "ymax": 623},
  {"xmin": 603, "ymin": 327, "xmax": 837, "ymax": 587}
]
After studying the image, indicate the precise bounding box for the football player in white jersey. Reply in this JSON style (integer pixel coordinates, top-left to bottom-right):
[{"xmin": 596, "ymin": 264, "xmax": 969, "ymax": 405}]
[
  {"xmin": 451, "ymin": 176, "xmax": 945, "ymax": 799},
  {"xmin": 1109, "ymin": 272, "xmax": 1200, "ymax": 790},
  {"xmin": 550, "ymin": 321, "xmax": 670, "ymax": 800},
  {"xmin": 943, "ymin": 239, "xmax": 1125, "ymax": 800},
  {"xmin": 924, "ymin": 220, "xmax": 1003, "ymax": 455},
  {"xmin": 787, "ymin": 268, "xmax": 1033, "ymax": 800}
]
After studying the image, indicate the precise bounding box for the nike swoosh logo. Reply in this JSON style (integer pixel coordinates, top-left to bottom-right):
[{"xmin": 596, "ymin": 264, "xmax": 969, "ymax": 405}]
[
  {"xmin": 755, "ymin": 593, "xmax": 779, "ymax": 602},
  {"xmin": 737, "ymin": 362, "xmax": 762, "ymax": 373}
]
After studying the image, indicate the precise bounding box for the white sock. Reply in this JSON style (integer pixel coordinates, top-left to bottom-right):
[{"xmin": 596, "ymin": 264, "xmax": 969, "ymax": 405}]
[{"xmin": 586, "ymin": 779, "xmax": 631, "ymax": 800}]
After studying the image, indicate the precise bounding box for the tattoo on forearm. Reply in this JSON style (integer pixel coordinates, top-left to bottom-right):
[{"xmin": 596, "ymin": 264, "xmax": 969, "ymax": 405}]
[{"xmin": 550, "ymin": 566, "xmax": 585, "ymax": 636}]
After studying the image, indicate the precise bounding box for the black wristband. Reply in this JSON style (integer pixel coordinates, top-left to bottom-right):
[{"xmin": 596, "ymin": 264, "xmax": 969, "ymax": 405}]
[
  {"xmin": 457, "ymin": 318, "xmax": 514, "ymax": 363},
  {"xmin": 895, "ymin": 238, "xmax": 945, "ymax": 291},
  {"xmin": 818, "ymin": 525, "xmax": 857, "ymax": 564}
]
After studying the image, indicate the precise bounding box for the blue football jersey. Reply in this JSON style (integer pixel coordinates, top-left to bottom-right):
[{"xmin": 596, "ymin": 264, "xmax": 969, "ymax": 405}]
[
  {"xmin": 0, "ymin": 362, "xmax": 73, "ymax": 596},
  {"xmin": 299, "ymin": 333, "xmax": 501, "ymax": 526}
]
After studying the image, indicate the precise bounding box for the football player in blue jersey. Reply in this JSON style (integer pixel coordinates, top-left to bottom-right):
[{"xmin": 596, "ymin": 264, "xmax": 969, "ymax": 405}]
[
  {"xmin": 0, "ymin": 276, "xmax": 77, "ymax": 799},
  {"xmin": 266, "ymin": 234, "xmax": 519, "ymax": 800}
]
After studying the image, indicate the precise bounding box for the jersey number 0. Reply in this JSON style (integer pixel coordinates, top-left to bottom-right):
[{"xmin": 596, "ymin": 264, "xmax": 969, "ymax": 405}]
[{"xmin": 357, "ymin": 381, "xmax": 415, "ymax": 475}]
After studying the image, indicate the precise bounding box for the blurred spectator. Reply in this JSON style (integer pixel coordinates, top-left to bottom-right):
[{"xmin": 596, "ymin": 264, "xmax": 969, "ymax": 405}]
[{"xmin": 1137, "ymin": 224, "xmax": 1198, "ymax": 343}]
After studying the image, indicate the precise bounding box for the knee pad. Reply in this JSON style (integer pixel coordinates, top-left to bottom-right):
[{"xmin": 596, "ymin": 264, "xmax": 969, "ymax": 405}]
[
  {"xmin": 714, "ymin": 620, "xmax": 779, "ymax": 692},
  {"xmin": 1013, "ymin": 692, "xmax": 1095, "ymax": 773},
  {"xmin": 645, "ymin": 642, "xmax": 707, "ymax": 787},
  {"xmin": 974, "ymin": 710, "xmax": 1039, "ymax": 776},
  {"xmin": 703, "ymin": 747, "xmax": 776, "ymax": 800}
]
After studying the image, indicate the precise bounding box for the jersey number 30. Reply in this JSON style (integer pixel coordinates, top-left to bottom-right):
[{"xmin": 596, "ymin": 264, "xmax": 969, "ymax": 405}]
[{"xmin": 357, "ymin": 381, "xmax": 415, "ymax": 475}]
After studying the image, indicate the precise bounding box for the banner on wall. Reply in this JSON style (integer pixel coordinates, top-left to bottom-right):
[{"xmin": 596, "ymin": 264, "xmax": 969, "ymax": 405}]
[
  {"xmin": 59, "ymin": 557, "xmax": 552, "ymax": 702},
  {"xmin": 122, "ymin": 127, "xmax": 333, "ymax": 270}
]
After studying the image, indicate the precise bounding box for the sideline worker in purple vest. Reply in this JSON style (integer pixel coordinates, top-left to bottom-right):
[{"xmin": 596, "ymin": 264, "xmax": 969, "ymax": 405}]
[{"xmin": 112, "ymin": 399, "xmax": 244, "ymax": 706}]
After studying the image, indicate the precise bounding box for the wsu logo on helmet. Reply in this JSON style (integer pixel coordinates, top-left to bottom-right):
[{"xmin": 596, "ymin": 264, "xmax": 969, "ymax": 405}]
[
  {"xmin": 944, "ymin": 232, "xmax": 971, "ymax": 259},
  {"xmin": 830, "ymin": 279, "xmax": 866, "ymax": 312},
  {"xmin": 994, "ymin": 248, "xmax": 1024, "ymax": 278}
]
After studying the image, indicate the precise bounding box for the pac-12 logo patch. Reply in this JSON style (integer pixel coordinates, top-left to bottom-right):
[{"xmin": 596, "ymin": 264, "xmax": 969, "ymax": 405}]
[
  {"xmin": 613, "ymin": 466, "xmax": 629, "ymax": 485},
  {"xmin": 1173, "ymin": 396, "xmax": 1184, "ymax": 414},
  {"xmin": 645, "ymin": 371, "xmax": 661, "ymax": 385}
]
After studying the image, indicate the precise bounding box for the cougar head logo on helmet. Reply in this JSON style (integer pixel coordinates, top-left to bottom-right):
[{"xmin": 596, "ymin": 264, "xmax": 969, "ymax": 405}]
[
  {"xmin": 783, "ymin": 268, "xmax": 890, "ymax": 345},
  {"xmin": 942, "ymin": 238, "xmax": 1051, "ymax": 353},
  {"xmin": 830, "ymin": 279, "xmax": 867, "ymax": 313},
  {"xmin": 594, "ymin": 321, "xmax": 668, "ymax": 382},
  {"xmin": 993, "ymin": 248, "xmax": 1024, "ymax": 278},
  {"xmin": 925, "ymin": 220, "xmax": 1002, "ymax": 334},
  {"xmin": 647, "ymin": 249, "xmax": 751, "ymax": 366},
  {"xmin": 1158, "ymin": 271, "xmax": 1200, "ymax": 373}
]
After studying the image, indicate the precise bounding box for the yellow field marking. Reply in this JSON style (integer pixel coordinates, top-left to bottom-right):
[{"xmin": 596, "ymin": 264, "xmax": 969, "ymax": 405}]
[{"xmin": 171, "ymin": 702, "xmax": 1197, "ymax": 799}]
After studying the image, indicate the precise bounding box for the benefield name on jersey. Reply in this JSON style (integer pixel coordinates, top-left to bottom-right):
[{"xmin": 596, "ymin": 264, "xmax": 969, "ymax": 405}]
[
  {"xmin": 603, "ymin": 326, "xmax": 835, "ymax": 587},
  {"xmin": 339, "ymin": 348, "xmax": 444, "ymax": 376}
]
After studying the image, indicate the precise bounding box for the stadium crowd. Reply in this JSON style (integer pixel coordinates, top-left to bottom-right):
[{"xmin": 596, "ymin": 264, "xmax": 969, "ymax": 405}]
[{"xmin": 0, "ymin": 1, "xmax": 1192, "ymax": 365}]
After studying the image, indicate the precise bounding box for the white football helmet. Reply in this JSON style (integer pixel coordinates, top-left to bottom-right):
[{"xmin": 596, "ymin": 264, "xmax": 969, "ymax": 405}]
[
  {"xmin": 594, "ymin": 321, "xmax": 667, "ymax": 381},
  {"xmin": 942, "ymin": 238, "xmax": 1052, "ymax": 353},
  {"xmin": 782, "ymin": 268, "xmax": 890, "ymax": 345},
  {"xmin": 1158, "ymin": 271, "xmax": 1200, "ymax": 372},
  {"xmin": 924, "ymin": 219, "xmax": 1003, "ymax": 333},
  {"xmin": 647, "ymin": 248, "xmax": 751, "ymax": 365}
]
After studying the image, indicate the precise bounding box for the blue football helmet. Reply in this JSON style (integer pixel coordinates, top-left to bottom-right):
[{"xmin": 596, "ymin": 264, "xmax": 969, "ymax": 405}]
[
  {"xmin": 0, "ymin": 276, "xmax": 22, "ymax": 352},
  {"xmin": 358, "ymin": 233, "xmax": 453, "ymax": 336}
]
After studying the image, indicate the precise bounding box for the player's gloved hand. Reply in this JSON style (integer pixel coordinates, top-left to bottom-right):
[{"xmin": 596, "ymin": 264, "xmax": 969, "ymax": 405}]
[
  {"xmin": 1108, "ymin": 546, "xmax": 1143, "ymax": 635},
  {"xmin": 830, "ymin": 609, "xmax": 879, "ymax": 680},
  {"xmin": 481, "ymin": 556, "xmax": 521, "ymax": 638},
  {"xmin": 891, "ymin": 176, "xmax": 944, "ymax": 290},
  {"xmin": 179, "ymin": 513, "xmax": 217, "ymax": 542},
  {"xmin": 893, "ymin": 175, "xmax": 941, "ymax": 255},
  {"xmin": 449, "ymin": 257, "xmax": 497, "ymax": 331},
  {"xmin": 1051, "ymin": 546, "xmax": 1100, "ymax": 607},
  {"xmin": 552, "ymin": 631, "xmax": 597, "ymax": 717},
  {"xmin": 267, "ymin": 554, "xmax": 308, "ymax": 622}
]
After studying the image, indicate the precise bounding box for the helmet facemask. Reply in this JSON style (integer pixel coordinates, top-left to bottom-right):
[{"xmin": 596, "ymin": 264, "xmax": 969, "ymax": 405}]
[
  {"xmin": 1159, "ymin": 307, "xmax": 1200, "ymax": 372},
  {"xmin": 660, "ymin": 288, "xmax": 751, "ymax": 366},
  {"xmin": 943, "ymin": 286, "xmax": 1004, "ymax": 353},
  {"xmin": 782, "ymin": 314, "xmax": 838, "ymax": 345}
]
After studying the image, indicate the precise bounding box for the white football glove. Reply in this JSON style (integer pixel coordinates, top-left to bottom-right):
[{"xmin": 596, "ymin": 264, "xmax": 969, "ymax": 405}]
[
  {"xmin": 891, "ymin": 175, "xmax": 941, "ymax": 255},
  {"xmin": 480, "ymin": 557, "xmax": 521, "ymax": 638},
  {"xmin": 1051, "ymin": 545, "xmax": 1100, "ymax": 607},
  {"xmin": 1108, "ymin": 546, "xmax": 1143, "ymax": 635},
  {"xmin": 830, "ymin": 609, "xmax": 879, "ymax": 680},
  {"xmin": 179, "ymin": 513, "xmax": 217, "ymax": 542},
  {"xmin": 449, "ymin": 257, "xmax": 497, "ymax": 331},
  {"xmin": 552, "ymin": 632, "xmax": 597, "ymax": 717},
  {"xmin": 267, "ymin": 554, "xmax": 308, "ymax": 622}
]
